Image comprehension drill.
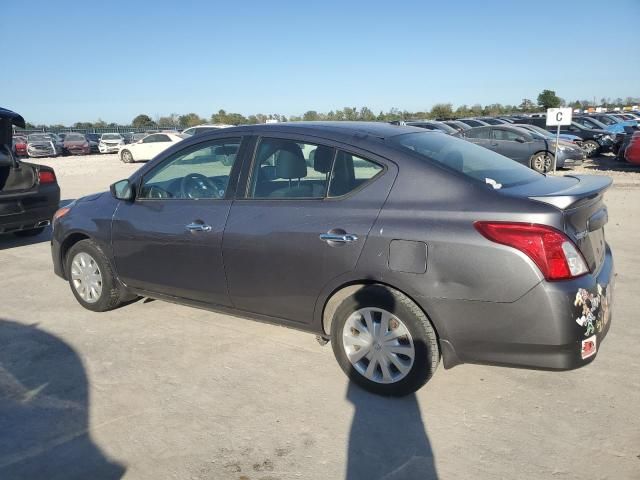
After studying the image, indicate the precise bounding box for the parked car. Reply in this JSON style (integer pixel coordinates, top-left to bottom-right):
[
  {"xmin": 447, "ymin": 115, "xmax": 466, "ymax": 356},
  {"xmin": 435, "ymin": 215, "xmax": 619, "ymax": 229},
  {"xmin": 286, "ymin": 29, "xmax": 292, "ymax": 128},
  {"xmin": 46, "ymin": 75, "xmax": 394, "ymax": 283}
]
[
  {"xmin": 574, "ymin": 115, "xmax": 625, "ymax": 135},
  {"xmin": 98, "ymin": 133, "xmax": 125, "ymax": 153},
  {"xmin": 51, "ymin": 122, "xmax": 614, "ymax": 396},
  {"xmin": 461, "ymin": 125, "xmax": 584, "ymax": 172},
  {"xmin": 516, "ymin": 118, "xmax": 613, "ymax": 156},
  {"xmin": 181, "ymin": 124, "xmax": 234, "ymax": 137},
  {"xmin": 85, "ymin": 133, "xmax": 100, "ymax": 145},
  {"xmin": 26, "ymin": 133, "xmax": 63, "ymax": 157},
  {"xmin": 117, "ymin": 132, "xmax": 183, "ymax": 163},
  {"xmin": 130, "ymin": 133, "xmax": 146, "ymax": 143},
  {"xmin": 624, "ymin": 131, "xmax": 640, "ymax": 165},
  {"xmin": 474, "ymin": 117, "xmax": 508, "ymax": 125},
  {"xmin": 12, "ymin": 135, "xmax": 27, "ymax": 157},
  {"xmin": 63, "ymin": 133, "xmax": 93, "ymax": 155},
  {"xmin": 57, "ymin": 133, "xmax": 67, "ymax": 142},
  {"xmin": 403, "ymin": 120, "xmax": 458, "ymax": 135},
  {"xmin": 515, "ymin": 123, "xmax": 584, "ymax": 148},
  {"xmin": 442, "ymin": 120, "xmax": 471, "ymax": 132},
  {"xmin": 1, "ymin": 107, "xmax": 60, "ymax": 237},
  {"xmin": 456, "ymin": 118, "xmax": 490, "ymax": 128}
]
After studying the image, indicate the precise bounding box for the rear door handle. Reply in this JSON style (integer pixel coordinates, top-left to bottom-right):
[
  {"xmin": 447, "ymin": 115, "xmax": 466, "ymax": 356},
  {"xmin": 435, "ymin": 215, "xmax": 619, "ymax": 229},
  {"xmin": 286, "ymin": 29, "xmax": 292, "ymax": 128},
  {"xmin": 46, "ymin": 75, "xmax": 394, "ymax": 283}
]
[
  {"xmin": 319, "ymin": 233, "xmax": 358, "ymax": 244},
  {"xmin": 186, "ymin": 222, "xmax": 212, "ymax": 232}
]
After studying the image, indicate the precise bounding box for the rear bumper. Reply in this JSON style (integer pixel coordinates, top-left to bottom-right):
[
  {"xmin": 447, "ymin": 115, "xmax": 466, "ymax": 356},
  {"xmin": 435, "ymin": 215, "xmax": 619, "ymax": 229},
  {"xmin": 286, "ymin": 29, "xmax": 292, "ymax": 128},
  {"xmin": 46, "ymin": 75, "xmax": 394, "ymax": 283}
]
[
  {"xmin": 0, "ymin": 204, "xmax": 59, "ymax": 233},
  {"xmin": 428, "ymin": 244, "xmax": 614, "ymax": 371}
]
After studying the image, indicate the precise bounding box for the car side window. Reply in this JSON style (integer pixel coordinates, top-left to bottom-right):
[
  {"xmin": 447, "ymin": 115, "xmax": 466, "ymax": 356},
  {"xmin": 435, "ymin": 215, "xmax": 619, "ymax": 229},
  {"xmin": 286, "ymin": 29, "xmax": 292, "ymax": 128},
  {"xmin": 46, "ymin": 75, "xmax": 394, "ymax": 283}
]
[
  {"xmin": 249, "ymin": 138, "xmax": 334, "ymax": 199},
  {"xmin": 142, "ymin": 135, "xmax": 157, "ymax": 143},
  {"xmin": 465, "ymin": 128, "xmax": 490, "ymax": 139},
  {"xmin": 493, "ymin": 129, "xmax": 523, "ymax": 141},
  {"xmin": 138, "ymin": 138, "xmax": 241, "ymax": 200},
  {"xmin": 156, "ymin": 134, "xmax": 171, "ymax": 142},
  {"xmin": 329, "ymin": 151, "xmax": 382, "ymax": 197}
]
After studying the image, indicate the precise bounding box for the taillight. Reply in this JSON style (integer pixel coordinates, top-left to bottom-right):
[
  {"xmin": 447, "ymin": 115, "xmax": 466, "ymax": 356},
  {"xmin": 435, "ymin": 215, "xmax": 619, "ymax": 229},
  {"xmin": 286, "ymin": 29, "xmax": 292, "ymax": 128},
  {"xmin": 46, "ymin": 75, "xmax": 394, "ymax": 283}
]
[
  {"xmin": 39, "ymin": 170, "xmax": 56, "ymax": 184},
  {"xmin": 474, "ymin": 222, "xmax": 589, "ymax": 281}
]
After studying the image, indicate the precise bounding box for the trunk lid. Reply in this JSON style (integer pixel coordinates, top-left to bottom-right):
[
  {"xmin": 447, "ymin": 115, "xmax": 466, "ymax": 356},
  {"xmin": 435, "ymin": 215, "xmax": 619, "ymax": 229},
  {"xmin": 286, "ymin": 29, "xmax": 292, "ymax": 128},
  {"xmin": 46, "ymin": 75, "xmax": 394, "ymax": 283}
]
[{"xmin": 500, "ymin": 174, "xmax": 612, "ymax": 272}]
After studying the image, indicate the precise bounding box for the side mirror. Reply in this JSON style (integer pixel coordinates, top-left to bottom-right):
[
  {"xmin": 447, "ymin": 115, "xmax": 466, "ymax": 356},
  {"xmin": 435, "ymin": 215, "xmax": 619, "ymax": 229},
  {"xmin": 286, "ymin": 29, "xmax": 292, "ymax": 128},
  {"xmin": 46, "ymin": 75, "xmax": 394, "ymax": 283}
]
[
  {"xmin": 110, "ymin": 179, "xmax": 134, "ymax": 201},
  {"xmin": 515, "ymin": 136, "xmax": 526, "ymax": 143}
]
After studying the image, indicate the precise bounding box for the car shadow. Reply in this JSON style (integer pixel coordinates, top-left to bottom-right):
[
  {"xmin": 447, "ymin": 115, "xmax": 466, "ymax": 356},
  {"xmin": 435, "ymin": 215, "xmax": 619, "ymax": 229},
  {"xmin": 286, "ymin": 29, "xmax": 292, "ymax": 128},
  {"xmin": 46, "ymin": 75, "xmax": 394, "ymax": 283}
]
[
  {"xmin": 0, "ymin": 318, "xmax": 125, "ymax": 480},
  {"xmin": 344, "ymin": 286, "xmax": 438, "ymax": 479},
  {"xmin": 0, "ymin": 199, "xmax": 74, "ymax": 251},
  {"xmin": 580, "ymin": 154, "xmax": 640, "ymax": 173}
]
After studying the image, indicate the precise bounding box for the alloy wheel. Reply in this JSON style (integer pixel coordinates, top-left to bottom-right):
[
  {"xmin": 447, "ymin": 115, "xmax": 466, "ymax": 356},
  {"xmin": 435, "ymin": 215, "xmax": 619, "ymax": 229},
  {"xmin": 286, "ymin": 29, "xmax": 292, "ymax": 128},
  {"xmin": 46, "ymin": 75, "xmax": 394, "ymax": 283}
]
[{"xmin": 342, "ymin": 307, "xmax": 415, "ymax": 384}]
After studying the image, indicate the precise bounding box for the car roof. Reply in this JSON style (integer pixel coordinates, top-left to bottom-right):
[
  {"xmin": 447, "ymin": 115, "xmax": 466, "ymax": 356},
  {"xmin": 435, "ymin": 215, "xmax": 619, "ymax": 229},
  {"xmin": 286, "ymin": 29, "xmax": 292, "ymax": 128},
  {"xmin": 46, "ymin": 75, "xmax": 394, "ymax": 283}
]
[{"xmin": 206, "ymin": 121, "xmax": 429, "ymax": 140}]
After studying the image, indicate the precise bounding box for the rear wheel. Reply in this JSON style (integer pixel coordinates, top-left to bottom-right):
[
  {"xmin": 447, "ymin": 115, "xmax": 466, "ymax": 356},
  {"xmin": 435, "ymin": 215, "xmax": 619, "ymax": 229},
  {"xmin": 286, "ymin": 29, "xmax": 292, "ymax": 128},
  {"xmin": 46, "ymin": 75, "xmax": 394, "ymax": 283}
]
[
  {"xmin": 121, "ymin": 150, "xmax": 134, "ymax": 163},
  {"xmin": 583, "ymin": 140, "xmax": 600, "ymax": 157},
  {"xmin": 66, "ymin": 239, "xmax": 132, "ymax": 312},
  {"xmin": 530, "ymin": 151, "xmax": 553, "ymax": 173},
  {"xmin": 13, "ymin": 227, "xmax": 45, "ymax": 237},
  {"xmin": 330, "ymin": 285, "xmax": 440, "ymax": 396}
]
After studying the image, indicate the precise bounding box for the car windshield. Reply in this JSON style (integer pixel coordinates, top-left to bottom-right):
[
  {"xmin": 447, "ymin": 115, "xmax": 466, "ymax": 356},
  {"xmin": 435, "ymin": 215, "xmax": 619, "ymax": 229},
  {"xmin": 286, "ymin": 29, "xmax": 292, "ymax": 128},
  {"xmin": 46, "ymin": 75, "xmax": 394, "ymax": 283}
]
[
  {"xmin": 390, "ymin": 132, "xmax": 541, "ymax": 189},
  {"xmin": 596, "ymin": 116, "xmax": 616, "ymax": 125},
  {"xmin": 66, "ymin": 134, "xmax": 85, "ymax": 141},
  {"xmin": 28, "ymin": 134, "xmax": 50, "ymax": 142},
  {"xmin": 102, "ymin": 134, "xmax": 121, "ymax": 140}
]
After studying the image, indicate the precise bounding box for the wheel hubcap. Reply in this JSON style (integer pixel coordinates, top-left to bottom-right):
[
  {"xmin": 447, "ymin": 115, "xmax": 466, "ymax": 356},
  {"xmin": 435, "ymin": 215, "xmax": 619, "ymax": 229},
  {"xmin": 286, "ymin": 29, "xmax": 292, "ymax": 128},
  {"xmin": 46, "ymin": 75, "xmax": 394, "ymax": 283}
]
[
  {"xmin": 71, "ymin": 252, "xmax": 103, "ymax": 303},
  {"xmin": 342, "ymin": 307, "xmax": 415, "ymax": 384}
]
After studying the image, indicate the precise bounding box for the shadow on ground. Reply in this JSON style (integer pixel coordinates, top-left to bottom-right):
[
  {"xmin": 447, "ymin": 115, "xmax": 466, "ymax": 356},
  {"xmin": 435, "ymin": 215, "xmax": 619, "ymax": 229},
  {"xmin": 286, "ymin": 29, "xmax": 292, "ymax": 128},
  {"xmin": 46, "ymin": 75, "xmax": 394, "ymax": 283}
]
[{"xmin": 0, "ymin": 319, "xmax": 125, "ymax": 480}]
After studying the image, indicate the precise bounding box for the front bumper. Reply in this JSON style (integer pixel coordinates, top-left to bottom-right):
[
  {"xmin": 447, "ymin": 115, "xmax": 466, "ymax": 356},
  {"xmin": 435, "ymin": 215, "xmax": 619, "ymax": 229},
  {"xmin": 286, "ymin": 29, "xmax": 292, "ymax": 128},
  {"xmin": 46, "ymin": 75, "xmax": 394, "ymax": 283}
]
[
  {"xmin": 99, "ymin": 144, "xmax": 122, "ymax": 153},
  {"xmin": 558, "ymin": 149, "xmax": 585, "ymax": 168},
  {"xmin": 432, "ymin": 244, "xmax": 614, "ymax": 370}
]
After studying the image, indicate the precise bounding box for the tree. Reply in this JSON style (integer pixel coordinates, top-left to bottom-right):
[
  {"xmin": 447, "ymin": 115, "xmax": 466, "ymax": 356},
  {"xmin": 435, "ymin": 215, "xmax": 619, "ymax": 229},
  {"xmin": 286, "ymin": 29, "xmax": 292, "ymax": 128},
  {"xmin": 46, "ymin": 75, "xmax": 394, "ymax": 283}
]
[
  {"xmin": 132, "ymin": 114, "xmax": 154, "ymax": 128},
  {"xmin": 429, "ymin": 103, "xmax": 453, "ymax": 120},
  {"xmin": 358, "ymin": 106, "xmax": 376, "ymax": 121},
  {"xmin": 94, "ymin": 119, "xmax": 107, "ymax": 128},
  {"xmin": 302, "ymin": 110, "xmax": 320, "ymax": 121},
  {"xmin": 537, "ymin": 89, "xmax": 562, "ymax": 109},
  {"xmin": 73, "ymin": 122, "xmax": 93, "ymax": 129},
  {"xmin": 519, "ymin": 99, "xmax": 535, "ymax": 112},
  {"xmin": 157, "ymin": 116, "xmax": 177, "ymax": 127},
  {"xmin": 178, "ymin": 113, "xmax": 204, "ymax": 127}
]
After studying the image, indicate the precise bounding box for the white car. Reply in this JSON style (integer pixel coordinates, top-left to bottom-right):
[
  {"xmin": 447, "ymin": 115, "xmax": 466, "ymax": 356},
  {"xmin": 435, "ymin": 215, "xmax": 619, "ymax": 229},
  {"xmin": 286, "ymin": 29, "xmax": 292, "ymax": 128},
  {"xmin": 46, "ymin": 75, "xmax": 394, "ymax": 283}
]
[
  {"xmin": 181, "ymin": 124, "xmax": 233, "ymax": 137},
  {"xmin": 98, "ymin": 133, "xmax": 125, "ymax": 153},
  {"xmin": 118, "ymin": 133, "xmax": 183, "ymax": 163}
]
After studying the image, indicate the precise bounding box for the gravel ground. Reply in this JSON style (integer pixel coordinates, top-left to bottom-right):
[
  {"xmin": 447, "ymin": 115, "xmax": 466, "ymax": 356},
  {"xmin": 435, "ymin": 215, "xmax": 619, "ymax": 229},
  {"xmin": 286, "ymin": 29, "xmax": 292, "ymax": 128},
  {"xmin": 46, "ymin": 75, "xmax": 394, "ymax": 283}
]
[{"xmin": 1, "ymin": 151, "xmax": 639, "ymax": 479}]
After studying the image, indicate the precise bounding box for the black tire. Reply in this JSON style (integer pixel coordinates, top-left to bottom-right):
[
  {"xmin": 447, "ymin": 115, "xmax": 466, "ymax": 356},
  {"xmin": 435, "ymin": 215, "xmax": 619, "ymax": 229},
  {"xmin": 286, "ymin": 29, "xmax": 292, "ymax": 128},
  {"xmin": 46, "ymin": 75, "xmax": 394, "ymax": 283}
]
[
  {"xmin": 530, "ymin": 151, "xmax": 553, "ymax": 173},
  {"xmin": 65, "ymin": 239, "xmax": 131, "ymax": 312},
  {"xmin": 330, "ymin": 285, "xmax": 440, "ymax": 396},
  {"xmin": 583, "ymin": 140, "xmax": 600, "ymax": 157},
  {"xmin": 121, "ymin": 149, "xmax": 134, "ymax": 163},
  {"xmin": 13, "ymin": 227, "xmax": 45, "ymax": 237}
]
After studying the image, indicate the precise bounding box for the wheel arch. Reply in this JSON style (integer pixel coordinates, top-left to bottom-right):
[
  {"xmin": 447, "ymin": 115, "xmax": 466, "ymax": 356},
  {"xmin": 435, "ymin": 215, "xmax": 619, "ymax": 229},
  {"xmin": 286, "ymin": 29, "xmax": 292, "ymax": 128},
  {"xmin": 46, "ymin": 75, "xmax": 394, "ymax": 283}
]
[{"xmin": 59, "ymin": 232, "xmax": 91, "ymax": 278}]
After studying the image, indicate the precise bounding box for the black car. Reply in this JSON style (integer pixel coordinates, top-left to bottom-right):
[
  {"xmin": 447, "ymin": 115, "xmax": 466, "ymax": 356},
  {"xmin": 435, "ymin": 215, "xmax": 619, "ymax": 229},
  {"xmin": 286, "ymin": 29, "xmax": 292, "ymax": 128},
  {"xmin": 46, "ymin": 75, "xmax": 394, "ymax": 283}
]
[
  {"xmin": 0, "ymin": 108, "xmax": 61, "ymax": 237},
  {"xmin": 515, "ymin": 117, "xmax": 613, "ymax": 156},
  {"xmin": 51, "ymin": 122, "xmax": 614, "ymax": 396},
  {"xmin": 461, "ymin": 125, "xmax": 584, "ymax": 172}
]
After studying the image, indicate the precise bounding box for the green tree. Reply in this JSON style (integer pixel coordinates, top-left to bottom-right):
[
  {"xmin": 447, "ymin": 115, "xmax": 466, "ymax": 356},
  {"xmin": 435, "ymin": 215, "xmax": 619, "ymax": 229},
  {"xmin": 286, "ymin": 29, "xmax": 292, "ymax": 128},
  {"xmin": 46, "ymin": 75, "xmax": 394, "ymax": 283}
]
[
  {"xmin": 470, "ymin": 104, "xmax": 483, "ymax": 116},
  {"xmin": 132, "ymin": 114, "xmax": 154, "ymax": 128},
  {"xmin": 178, "ymin": 113, "xmax": 204, "ymax": 127},
  {"xmin": 430, "ymin": 103, "xmax": 453, "ymax": 119},
  {"xmin": 537, "ymin": 89, "xmax": 562, "ymax": 109},
  {"xmin": 358, "ymin": 106, "xmax": 376, "ymax": 121},
  {"xmin": 518, "ymin": 99, "xmax": 535, "ymax": 112},
  {"xmin": 302, "ymin": 110, "xmax": 320, "ymax": 121},
  {"xmin": 73, "ymin": 122, "xmax": 93, "ymax": 129}
]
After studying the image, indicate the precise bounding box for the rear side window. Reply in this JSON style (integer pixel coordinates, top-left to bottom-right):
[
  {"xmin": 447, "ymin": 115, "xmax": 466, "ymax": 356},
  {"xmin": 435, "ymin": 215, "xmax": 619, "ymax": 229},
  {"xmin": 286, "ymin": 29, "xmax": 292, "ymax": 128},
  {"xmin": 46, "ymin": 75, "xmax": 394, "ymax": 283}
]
[
  {"xmin": 493, "ymin": 129, "xmax": 524, "ymax": 141},
  {"xmin": 390, "ymin": 132, "xmax": 541, "ymax": 189},
  {"xmin": 465, "ymin": 128, "xmax": 491, "ymax": 139},
  {"xmin": 248, "ymin": 138, "xmax": 383, "ymax": 199}
]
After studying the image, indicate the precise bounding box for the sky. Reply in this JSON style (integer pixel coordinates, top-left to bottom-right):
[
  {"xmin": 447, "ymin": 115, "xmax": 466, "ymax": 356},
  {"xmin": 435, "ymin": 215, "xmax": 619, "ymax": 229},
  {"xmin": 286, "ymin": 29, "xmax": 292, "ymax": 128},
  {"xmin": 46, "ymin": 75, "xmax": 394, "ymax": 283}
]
[{"xmin": 3, "ymin": 0, "xmax": 639, "ymax": 125}]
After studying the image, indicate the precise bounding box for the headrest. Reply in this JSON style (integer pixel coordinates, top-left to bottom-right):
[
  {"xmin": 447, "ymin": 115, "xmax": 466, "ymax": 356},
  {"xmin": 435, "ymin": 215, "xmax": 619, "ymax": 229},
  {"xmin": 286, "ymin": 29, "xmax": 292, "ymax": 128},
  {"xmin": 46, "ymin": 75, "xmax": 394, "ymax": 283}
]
[
  {"xmin": 275, "ymin": 145, "xmax": 307, "ymax": 179},
  {"xmin": 214, "ymin": 145, "xmax": 238, "ymax": 155},
  {"xmin": 310, "ymin": 146, "xmax": 333, "ymax": 173}
]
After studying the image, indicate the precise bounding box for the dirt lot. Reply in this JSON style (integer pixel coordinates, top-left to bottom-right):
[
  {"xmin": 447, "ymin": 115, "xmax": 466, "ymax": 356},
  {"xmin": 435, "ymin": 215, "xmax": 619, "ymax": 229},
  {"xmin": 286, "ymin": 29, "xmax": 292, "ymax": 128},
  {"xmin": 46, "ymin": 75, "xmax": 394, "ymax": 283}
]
[{"xmin": 1, "ymin": 153, "xmax": 639, "ymax": 480}]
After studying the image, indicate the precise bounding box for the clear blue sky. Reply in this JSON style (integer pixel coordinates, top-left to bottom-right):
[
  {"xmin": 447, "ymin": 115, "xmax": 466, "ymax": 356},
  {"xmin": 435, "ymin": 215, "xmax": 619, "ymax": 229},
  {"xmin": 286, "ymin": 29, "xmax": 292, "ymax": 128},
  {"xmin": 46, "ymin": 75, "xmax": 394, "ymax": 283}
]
[{"xmin": 4, "ymin": 0, "xmax": 639, "ymax": 125}]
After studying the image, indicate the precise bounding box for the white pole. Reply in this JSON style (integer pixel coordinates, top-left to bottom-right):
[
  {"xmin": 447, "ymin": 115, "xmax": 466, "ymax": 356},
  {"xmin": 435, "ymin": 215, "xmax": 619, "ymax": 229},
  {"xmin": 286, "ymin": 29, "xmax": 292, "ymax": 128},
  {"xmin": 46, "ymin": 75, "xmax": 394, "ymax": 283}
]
[{"xmin": 553, "ymin": 124, "xmax": 560, "ymax": 173}]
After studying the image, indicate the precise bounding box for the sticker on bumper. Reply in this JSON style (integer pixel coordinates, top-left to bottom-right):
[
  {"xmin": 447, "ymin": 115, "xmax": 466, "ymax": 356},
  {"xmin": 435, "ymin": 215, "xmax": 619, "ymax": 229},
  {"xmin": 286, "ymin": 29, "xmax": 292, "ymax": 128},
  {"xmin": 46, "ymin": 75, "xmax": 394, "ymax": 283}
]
[
  {"xmin": 581, "ymin": 335, "xmax": 597, "ymax": 360},
  {"xmin": 574, "ymin": 284, "xmax": 611, "ymax": 337}
]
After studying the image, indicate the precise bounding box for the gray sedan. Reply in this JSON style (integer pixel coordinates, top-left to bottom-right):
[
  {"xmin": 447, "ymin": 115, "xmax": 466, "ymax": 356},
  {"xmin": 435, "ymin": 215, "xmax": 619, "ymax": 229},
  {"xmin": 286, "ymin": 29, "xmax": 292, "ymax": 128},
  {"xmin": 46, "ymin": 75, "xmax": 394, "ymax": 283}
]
[
  {"xmin": 51, "ymin": 122, "xmax": 614, "ymax": 396},
  {"xmin": 461, "ymin": 125, "xmax": 585, "ymax": 172}
]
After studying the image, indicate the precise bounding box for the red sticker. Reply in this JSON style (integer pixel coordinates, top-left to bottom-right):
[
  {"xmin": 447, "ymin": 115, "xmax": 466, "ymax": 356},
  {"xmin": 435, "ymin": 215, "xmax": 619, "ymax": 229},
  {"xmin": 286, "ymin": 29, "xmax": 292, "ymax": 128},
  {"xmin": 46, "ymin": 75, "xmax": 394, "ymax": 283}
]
[{"xmin": 581, "ymin": 335, "xmax": 597, "ymax": 360}]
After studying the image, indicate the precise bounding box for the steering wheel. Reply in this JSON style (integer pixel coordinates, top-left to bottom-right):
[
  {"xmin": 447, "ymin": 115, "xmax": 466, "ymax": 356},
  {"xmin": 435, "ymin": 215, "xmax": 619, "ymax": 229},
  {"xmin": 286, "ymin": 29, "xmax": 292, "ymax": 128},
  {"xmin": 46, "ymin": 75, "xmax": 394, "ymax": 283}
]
[{"xmin": 180, "ymin": 173, "xmax": 222, "ymax": 199}]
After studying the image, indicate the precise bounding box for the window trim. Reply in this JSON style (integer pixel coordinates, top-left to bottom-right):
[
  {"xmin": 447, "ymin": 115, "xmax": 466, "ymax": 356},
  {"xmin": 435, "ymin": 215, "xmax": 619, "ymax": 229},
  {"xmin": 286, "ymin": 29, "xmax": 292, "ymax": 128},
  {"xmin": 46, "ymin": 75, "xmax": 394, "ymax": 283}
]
[
  {"xmin": 136, "ymin": 136, "xmax": 244, "ymax": 202},
  {"xmin": 242, "ymin": 136, "xmax": 386, "ymax": 202}
]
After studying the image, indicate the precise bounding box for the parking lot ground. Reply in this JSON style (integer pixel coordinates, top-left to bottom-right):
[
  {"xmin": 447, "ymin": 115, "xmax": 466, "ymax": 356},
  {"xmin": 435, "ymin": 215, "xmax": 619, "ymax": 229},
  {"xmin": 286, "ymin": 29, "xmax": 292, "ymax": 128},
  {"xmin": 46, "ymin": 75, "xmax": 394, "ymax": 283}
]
[{"xmin": 1, "ymin": 154, "xmax": 640, "ymax": 479}]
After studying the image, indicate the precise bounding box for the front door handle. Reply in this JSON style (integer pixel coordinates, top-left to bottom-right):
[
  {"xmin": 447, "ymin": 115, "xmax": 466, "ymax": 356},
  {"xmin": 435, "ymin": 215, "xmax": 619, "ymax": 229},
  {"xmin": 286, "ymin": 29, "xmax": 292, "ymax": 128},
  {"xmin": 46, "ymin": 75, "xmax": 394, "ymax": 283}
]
[
  {"xmin": 319, "ymin": 232, "xmax": 358, "ymax": 244},
  {"xmin": 186, "ymin": 222, "xmax": 212, "ymax": 232}
]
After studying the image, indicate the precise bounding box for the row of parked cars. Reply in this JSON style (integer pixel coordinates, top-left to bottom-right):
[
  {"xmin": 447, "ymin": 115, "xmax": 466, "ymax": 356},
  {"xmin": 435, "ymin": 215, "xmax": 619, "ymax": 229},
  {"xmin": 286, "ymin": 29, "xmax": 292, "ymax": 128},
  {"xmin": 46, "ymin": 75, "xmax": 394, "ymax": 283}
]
[
  {"xmin": 396, "ymin": 111, "xmax": 640, "ymax": 171},
  {"xmin": 11, "ymin": 131, "xmax": 150, "ymax": 158}
]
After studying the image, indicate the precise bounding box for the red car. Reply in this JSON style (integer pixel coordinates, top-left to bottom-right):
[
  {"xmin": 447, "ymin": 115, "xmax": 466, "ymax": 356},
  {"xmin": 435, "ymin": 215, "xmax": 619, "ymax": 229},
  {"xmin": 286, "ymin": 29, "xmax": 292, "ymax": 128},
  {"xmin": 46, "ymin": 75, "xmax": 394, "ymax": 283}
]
[
  {"xmin": 624, "ymin": 131, "xmax": 640, "ymax": 165},
  {"xmin": 12, "ymin": 135, "xmax": 27, "ymax": 157},
  {"xmin": 63, "ymin": 133, "xmax": 92, "ymax": 155}
]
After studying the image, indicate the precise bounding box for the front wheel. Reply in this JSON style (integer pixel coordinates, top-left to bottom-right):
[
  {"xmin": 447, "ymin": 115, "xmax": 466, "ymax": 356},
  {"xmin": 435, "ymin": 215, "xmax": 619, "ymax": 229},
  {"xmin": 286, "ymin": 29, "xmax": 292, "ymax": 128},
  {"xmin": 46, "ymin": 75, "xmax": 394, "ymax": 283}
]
[
  {"xmin": 66, "ymin": 239, "xmax": 132, "ymax": 312},
  {"xmin": 120, "ymin": 150, "xmax": 134, "ymax": 163},
  {"xmin": 331, "ymin": 285, "xmax": 440, "ymax": 396},
  {"xmin": 530, "ymin": 151, "xmax": 553, "ymax": 173},
  {"xmin": 583, "ymin": 140, "xmax": 600, "ymax": 157}
]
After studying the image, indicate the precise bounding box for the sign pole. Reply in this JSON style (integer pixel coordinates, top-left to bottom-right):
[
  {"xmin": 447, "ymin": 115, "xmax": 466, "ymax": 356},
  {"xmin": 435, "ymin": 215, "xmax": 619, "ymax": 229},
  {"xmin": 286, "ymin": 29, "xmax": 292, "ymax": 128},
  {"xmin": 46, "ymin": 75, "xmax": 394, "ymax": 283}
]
[{"xmin": 553, "ymin": 124, "xmax": 560, "ymax": 174}]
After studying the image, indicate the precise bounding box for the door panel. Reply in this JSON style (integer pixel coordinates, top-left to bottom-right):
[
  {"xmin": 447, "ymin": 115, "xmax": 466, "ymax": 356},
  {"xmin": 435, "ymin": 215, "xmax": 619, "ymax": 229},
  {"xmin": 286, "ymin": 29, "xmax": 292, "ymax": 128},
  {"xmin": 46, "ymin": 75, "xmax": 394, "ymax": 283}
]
[{"xmin": 223, "ymin": 139, "xmax": 397, "ymax": 324}]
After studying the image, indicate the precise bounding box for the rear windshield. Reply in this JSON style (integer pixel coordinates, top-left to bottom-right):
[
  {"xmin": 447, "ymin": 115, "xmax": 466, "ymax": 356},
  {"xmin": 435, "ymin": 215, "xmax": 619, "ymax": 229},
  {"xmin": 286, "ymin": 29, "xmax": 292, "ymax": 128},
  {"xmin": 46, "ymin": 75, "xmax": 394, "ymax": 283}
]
[
  {"xmin": 390, "ymin": 132, "xmax": 541, "ymax": 189},
  {"xmin": 102, "ymin": 134, "xmax": 121, "ymax": 140},
  {"xmin": 66, "ymin": 134, "xmax": 85, "ymax": 141},
  {"xmin": 28, "ymin": 134, "xmax": 50, "ymax": 142}
]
